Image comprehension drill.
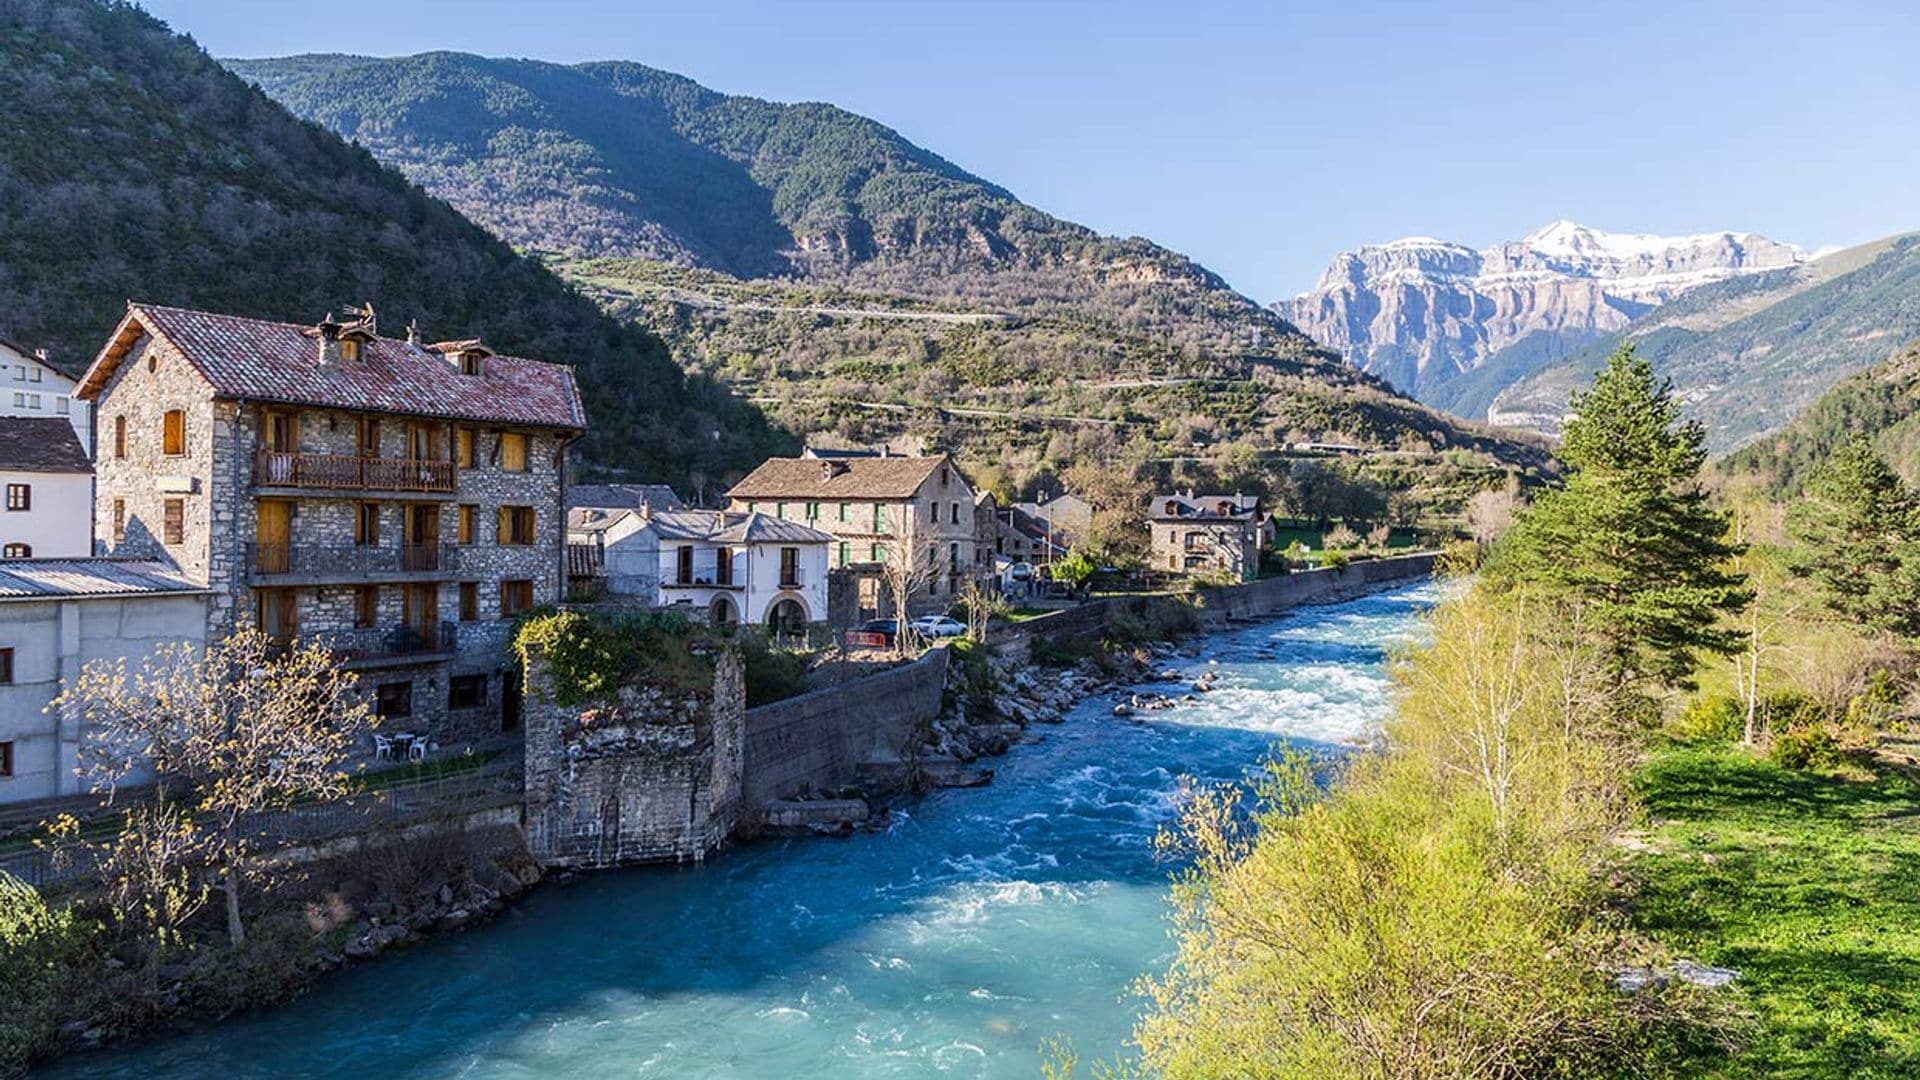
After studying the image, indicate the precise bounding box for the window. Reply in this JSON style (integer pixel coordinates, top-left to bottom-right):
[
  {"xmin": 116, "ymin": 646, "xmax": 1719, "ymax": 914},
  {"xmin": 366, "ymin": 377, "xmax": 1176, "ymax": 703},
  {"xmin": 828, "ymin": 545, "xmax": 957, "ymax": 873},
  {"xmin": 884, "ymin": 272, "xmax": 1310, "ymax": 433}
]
[
  {"xmin": 357, "ymin": 416, "xmax": 380, "ymax": 457},
  {"xmin": 2, "ymin": 544, "xmax": 29, "ymax": 559},
  {"xmin": 449, "ymin": 674, "xmax": 487, "ymax": 710},
  {"xmin": 499, "ymin": 432, "xmax": 528, "ymax": 472},
  {"xmin": 805, "ymin": 502, "xmax": 820, "ymax": 521},
  {"xmin": 339, "ymin": 338, "xmax": 361, "ymax": 362},
  {"xmin": 874, "ymin": 505, "xmax": 887, "ymax": 531},
  {"xmin": 353, "ymin": 585, "xmax": 378, "ymax": 629},
  {"xmin": 56, "ymin": 397, "xmax": 68, "ymax": 415},
  {"xmin": 677, "ymin": 545, "xmax": 694, "ymax": 584},
  {"xmin": 457, "ymin": 504, "xmax": 476, "ymax": 544},
  {"xmin": 871, "ymin": 542, "xmax": 885, "ymax": 562},
  {"xmin": 460, "ymin": 352, "xmax": 484, "ymax": 377},
  {"xmin": 838, "ymin": 541, "xmax": 851, "ymax": 566},
  {"xmin": 355, "ymin": 502, "xmax": 380, "ymax": 546},
  {"xmin": 375, "ymin": 681, "xmax": 412, "ymax": 719},
  {"xmin": 163, "ymin": 498, "xmax": 183, "ymax": 545},
  {"xmin": 162, "ymin": 409, "xmax": 186, "ymax": 455},
  {"xmin": 0, "ymin": 741, "xmax": 11, "ymax": 778},
  {"xmin": 941, "ymin": 467, "xmax": 950, "ymax": 486},
  {"xmin": 456, "ymin": 428, "xmax": 475, "ymax": 468},
  {"xmin": 775, "ymin": 502, "xmax": 787, "ymax": 520},
  {"xmin": 951, "ymin": 501, "xmax": 961, "ymax": 525},
  {"xmin": 0, "ymin": 647, "xmax": 11, "ymax": 685},
  {"xmin": 949, "ymin": 542, "xmax": 961, "ymax": 571},
  {"xmin": 499, "ymin": 579, "xmax": 534, "ymax": 616},
  {"xmin": 26, "ymin": 367, "xmax": 39, "ymax": 383},
  {"xmin": 837, "ymin": 502, "xmax": 850, "ymax": 522},
  {"xmin": 459, "ymin": 582, "xmax": 478, "ymax": 622},
  {"xmin": 114, "ymin": 416, "xmax": 126, "ymax": 459},
  {"xmin": 714, "ymin": 546, "xmax": 733, "ymax": 586},
  {"xmin": 9, "ymin": 393, "xmax": 18, "ymax": 407},
  {"xmin": 497, "ymin": 505, "xmax": 536, "ymax": 545},
  {"xmin": 4, "ymin": 484, "xmax": 27, "ymax": 511},
  {"xmin": 779, "ymin": 547, "xmax": 799, "ymax": 587},
  {"xmin": 111, "ymin": 499, "xmax": 125, "ymax": 544}
]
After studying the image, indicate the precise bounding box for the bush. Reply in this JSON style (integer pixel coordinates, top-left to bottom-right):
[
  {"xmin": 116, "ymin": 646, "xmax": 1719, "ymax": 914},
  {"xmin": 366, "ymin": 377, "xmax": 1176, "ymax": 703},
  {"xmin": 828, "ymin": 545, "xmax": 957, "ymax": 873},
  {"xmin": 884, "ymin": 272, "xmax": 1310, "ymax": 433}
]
[
  {"xmin": 0, "ymin": 873, "xmax": 90, "ymax": 1071},
  {"xmin": 1673, "ymin": 694, "xmax": 1743, "ymax": 745},
  {"xmin": 739, "ymin": 635, "xmax": 810, "ymax": 707},
  {"xmin": 1769, "ymin": 724, "xmax": 1842, "ymax": 770},
  {"xmin": 513, "ymin": 608, "xmax": 709, "ymax": 705},
  {"xmin": 1316, "ymin": 549, "xmax": 1351, "ymax": 570}
]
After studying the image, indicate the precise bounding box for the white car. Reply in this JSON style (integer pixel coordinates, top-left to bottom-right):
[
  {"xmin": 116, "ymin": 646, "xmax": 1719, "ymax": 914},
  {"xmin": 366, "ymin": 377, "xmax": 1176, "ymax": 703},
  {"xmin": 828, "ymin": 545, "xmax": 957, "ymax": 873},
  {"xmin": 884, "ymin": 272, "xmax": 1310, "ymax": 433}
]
[{"xmin": 909, "ymin": 615, "xmax": 967, "ymax": 638}]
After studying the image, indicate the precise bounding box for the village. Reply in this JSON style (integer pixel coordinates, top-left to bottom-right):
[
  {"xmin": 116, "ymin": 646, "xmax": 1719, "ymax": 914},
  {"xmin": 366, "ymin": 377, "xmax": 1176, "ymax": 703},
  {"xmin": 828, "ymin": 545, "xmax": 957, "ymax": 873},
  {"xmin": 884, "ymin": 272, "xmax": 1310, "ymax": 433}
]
[{"xmin": 0, "ymin": 302, "xmax": 1383, "ymax": 820}]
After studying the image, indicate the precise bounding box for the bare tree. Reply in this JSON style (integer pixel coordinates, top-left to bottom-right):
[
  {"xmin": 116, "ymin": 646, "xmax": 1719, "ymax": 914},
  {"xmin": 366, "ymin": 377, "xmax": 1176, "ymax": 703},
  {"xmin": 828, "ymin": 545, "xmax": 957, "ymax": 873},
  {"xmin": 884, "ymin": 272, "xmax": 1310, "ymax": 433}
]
[
  {"xmin": 956, "ymin": 578, "xmax": 1007, "ymax": 643},
  {"xmin": 879, "ymin": 541, "xmax": 938, "ymax": 655},
  {"xmin": 1465, "ymin": 486, "xmax": 1520, "ymax": 547},
  {"xmin": 53, "ymin": 628, "xmax": 373, "ymax": 945},
  {"xmin": 48, "ymin": 804, "xmax": 208, "ymax": 985}
]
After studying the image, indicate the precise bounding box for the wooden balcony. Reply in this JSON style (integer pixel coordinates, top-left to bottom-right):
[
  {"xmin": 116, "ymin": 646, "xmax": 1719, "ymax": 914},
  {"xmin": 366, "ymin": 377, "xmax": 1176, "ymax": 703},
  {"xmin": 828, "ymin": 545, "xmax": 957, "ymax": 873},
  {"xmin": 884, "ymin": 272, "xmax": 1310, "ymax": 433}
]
[
  {"xmin": 249, "ymin": 543, "xmax": 460, "ymax": 581},
  {"xmin": 254, "ymin": 451, "xmax": 455, "ymax": 494}
]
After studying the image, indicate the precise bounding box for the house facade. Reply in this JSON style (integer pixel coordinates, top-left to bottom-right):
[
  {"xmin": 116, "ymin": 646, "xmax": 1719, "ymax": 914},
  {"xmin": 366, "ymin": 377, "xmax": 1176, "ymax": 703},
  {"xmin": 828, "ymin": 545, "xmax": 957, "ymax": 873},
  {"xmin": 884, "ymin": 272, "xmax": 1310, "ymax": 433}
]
[
  {"xmin": 725, "ymin": 454, "xmax": 986, "ymax": 616},
  {"xmin": 1148, "ymin": 492, "xmax": 1268, "ymax": 582},
  {"xmin": 571, "ymin": 508, "xmax": 831, "ymax": 631},
  {"xmin": 0, "ymin": 417, "xmax": 93, "ymax": 558},
  {"xmin": 0, "ymin": 559, "xmax": 208, "ymax": 804},
  {"xmin": 1014, "ymin": 490, "xmax": 1093, "ymax": 548},
  {"xmin": 77, "ymin": 303, "xmax": 585, "ymax": 747},
  {"xmin": 0, "ymin": 337, "xmax": 91, "ymax": 455}
]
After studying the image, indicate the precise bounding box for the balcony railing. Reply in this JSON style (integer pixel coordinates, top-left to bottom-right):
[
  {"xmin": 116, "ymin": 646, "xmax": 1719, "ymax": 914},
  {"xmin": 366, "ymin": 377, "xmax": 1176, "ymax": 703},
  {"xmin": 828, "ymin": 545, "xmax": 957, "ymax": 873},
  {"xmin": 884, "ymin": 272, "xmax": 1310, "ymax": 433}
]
[
  {"xmin": 777, "ymin": 569, "xmax": 804, "ymax": 589},
  {"xmin": 316, "ymin": 621, "xmax": 458, "ymax": 663},
  {"xmin": 250, "ymin": 543, "xmax": 459, "ymax": 577},
  {"xmin": 254, "ymin": 451, "xmax": 455, "ymax": 493}
]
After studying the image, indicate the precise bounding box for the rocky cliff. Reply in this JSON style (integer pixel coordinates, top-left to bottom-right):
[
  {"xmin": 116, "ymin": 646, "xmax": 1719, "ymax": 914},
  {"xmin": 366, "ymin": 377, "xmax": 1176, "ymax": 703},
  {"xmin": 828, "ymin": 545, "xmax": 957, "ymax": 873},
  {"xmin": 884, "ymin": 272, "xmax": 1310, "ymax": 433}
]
[{"xmin": 1278, "ymin": 221, "xmax": 1806, "ymax": 405}]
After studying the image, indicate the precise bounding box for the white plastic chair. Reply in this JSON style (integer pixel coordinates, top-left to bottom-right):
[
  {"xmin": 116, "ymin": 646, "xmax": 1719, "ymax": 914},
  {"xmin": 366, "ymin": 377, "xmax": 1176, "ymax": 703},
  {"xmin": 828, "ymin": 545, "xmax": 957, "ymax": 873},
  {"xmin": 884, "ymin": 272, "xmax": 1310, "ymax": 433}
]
[
  {"xmin": 373, "ymin": 734, "xmax": 393, "ymax": 761},
  {"xmin": 408, "ymin": 739, "xmax": 428, "ymax": 763}
]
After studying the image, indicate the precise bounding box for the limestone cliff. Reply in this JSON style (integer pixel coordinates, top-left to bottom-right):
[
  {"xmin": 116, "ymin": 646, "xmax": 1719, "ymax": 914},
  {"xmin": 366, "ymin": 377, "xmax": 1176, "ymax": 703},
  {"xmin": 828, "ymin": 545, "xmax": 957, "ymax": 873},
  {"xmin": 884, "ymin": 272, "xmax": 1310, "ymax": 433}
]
[{"xmin": 1277, "ymin": 221, "xmax": 1806, "ymax": 407}]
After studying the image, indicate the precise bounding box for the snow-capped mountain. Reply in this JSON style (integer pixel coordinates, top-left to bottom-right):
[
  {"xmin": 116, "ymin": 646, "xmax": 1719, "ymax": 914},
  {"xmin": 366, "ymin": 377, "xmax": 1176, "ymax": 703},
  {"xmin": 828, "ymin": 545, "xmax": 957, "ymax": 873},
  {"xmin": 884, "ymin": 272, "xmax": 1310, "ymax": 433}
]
[{"xmin": 1277, "ymin": 221, "xmax": 1807, "ymax": 406}]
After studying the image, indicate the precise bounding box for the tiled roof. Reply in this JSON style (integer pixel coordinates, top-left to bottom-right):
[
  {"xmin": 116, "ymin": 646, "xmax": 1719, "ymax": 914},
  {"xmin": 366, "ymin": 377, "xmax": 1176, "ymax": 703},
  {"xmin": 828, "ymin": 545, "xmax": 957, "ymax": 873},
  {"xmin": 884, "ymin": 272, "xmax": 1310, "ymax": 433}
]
[
  {"xmin": 0, "ymin": 418, "xmax": 91, "ymax": 474},
  {"xmin": 1149, "ymin": 493, "xmax": 1262, "ymax": 521},
  {"xmin": 728, "ymin": 456, "xmax": 951, "ymax": 501},
  {"xmin": 567, "ymin": 483, "xmax": 686, "ymax": 512},
  {"xmin": 0, "ymin": 559, "xmax": 207, "ymax": 600},
  {"xmin": 77, "ymin": 304, "xmax": 585, "ymax": 431}
]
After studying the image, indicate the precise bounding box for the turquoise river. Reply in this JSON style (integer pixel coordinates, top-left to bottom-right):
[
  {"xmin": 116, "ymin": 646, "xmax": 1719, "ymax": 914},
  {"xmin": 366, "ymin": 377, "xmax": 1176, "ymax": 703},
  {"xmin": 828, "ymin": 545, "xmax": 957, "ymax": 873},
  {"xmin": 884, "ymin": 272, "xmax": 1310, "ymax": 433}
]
[{"xmin": 52, "ymin": 580, "xmax": 1440, "ymax": 1079}]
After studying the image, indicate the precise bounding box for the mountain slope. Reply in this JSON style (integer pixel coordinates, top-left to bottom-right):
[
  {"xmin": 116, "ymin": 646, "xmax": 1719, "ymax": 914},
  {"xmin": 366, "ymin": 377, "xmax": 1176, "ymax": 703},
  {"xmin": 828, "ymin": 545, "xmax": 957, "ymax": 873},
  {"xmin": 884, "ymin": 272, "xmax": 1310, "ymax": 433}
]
[
  {"xmin": 1278, "ymin": 221, "xmax": 1806, "ymax": 403},
  {"xmin": 0, "ymin": 0, "xmax": 790, "ymax": 491},
  {"xmin": 227, "ymin": 49, "xmax": 1555, "ymax": 507},
  {"xmin": 1718, "ymin": 338, "xmax": 1920, "ymax": 497},
  {"xmin": 1488, "ymin": 233, "xmax": 1920, "ymax": 451}
]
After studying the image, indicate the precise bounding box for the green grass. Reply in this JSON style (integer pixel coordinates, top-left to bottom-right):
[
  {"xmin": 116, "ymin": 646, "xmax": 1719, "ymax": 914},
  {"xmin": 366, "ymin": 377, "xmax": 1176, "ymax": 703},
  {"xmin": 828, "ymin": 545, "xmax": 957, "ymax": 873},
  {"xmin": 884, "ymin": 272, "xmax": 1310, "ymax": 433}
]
[{"xmin": 1631, "ymin": 745, "xmax": 1920, "ymax": 1077}]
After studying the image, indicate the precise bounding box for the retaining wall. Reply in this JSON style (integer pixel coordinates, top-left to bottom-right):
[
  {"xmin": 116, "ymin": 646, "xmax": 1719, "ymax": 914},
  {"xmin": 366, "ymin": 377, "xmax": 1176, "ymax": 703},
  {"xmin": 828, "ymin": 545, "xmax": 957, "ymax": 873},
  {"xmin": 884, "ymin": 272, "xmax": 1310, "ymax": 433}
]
[{"xmin": 740, "ymin": 647, "xmax": 949, "ymax": 818}]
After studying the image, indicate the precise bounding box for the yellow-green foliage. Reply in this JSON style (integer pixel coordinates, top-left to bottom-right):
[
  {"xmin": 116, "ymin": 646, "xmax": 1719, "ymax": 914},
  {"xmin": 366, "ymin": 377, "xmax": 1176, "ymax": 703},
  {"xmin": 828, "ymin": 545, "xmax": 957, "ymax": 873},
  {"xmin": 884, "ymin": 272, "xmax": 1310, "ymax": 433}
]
[
  {"xmin": 512, "ymin": 609, "xmax": 714, "ymax": 706},
  {"xmin": 1135, "ymin": 592, "xmax": 1708, "ymax": 1078},
  {"xmin": 0, "ymin": 872, "xmax": 88, "ymax": 1071}
]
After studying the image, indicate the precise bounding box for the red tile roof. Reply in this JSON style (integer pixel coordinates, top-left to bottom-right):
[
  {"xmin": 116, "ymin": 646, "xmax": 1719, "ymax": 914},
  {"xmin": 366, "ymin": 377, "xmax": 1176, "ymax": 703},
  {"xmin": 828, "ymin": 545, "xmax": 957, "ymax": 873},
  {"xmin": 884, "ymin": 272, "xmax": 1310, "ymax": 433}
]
[
  {"xmin": 727, "ymin": 455, "xmax": 955, "ymax": 501},
  {"xmin": 76, "ymin": 304, "xmax": 585, "ymax": 431}
]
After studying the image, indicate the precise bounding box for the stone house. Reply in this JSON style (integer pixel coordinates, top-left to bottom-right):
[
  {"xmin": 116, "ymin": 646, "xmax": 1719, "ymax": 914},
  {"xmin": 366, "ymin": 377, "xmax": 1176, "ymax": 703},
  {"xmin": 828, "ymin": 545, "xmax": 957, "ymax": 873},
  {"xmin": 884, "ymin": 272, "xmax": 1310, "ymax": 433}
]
[
  {"xmin": 726, "ymin": 454, "xmax": 987, "ymax": 616},
  {"xmin": 0, "ymin": 417, "xmax": 93, "ymax": 558},
  {"xmin": 0, "ymin": 559, "xmax": 208, "ymax": 804},
  {"xmin": 76, "ymin": 303, "xmax": 586, "ymax": 747},
  {"xmin": 1148, "ymin": 491, "xmax": 1269, "ymax": 582},
  {"xmin": 1014, "ymin": 490, "xmax": 1093, "ymax": 547},
  {"xmin": 0, "ymin": 336, "xmax": 92, "ymax": 455},
  {"xmin": 568, "ymin": 508, "xmax": 831, "ymax": 632}
]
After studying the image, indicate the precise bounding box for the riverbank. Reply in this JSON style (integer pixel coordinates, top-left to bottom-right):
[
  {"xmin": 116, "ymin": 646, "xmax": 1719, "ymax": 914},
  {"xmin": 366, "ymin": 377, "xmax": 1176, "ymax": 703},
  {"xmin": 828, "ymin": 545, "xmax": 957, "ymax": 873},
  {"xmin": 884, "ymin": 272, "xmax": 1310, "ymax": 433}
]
[
  {"xmin": 1628, "ymin": 744, "xmax": 1920, "ymax": 1076},
  {"xmin": 36, "ymin": 581, "xmax": 1443, "ymax": 1078}
]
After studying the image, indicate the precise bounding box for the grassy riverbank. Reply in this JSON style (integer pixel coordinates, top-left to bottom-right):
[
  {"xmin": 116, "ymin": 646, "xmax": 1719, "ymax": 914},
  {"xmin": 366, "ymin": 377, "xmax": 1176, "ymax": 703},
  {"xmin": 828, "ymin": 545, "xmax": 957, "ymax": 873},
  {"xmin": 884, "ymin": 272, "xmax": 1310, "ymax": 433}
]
[{"xmin": 1630, "ymin": 745, "xmax": 1920, "ymax": 1077}]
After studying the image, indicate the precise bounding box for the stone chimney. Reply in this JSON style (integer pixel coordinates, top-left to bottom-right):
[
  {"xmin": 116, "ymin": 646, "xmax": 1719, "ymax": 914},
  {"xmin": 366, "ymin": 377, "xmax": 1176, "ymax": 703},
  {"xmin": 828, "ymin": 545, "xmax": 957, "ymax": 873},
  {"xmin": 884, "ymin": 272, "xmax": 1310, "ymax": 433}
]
[
  {"xmin": 406, "ymin": 319, "xmax": 421, "ymax": 346},
  {"xmin": 314, "ymin": 311, "xmax": 343, "ymax": 366}
]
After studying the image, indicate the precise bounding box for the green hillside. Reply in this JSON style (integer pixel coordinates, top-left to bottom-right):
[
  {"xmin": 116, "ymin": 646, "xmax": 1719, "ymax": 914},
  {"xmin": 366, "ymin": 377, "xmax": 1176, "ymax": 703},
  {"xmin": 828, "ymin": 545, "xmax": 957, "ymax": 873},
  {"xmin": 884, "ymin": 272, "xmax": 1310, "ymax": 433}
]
[
  {"xmin": 0, "ymin": 0, "xmax": 790, "ymax": 491},
  {"xmin": 1719, "ymin": 339, "xmax": 1920, "ymax": 497},
  {"xmin": 1488, "ymin": 234, "xmax": 1920, "ymax": 451}
]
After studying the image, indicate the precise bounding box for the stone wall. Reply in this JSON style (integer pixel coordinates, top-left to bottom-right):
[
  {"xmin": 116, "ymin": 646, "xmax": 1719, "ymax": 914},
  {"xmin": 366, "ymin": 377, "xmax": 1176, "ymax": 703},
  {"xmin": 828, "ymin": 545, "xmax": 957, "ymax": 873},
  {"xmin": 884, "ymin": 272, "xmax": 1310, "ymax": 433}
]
[
  {"xmin": 521, "ymin": 642, "xmax": 745, "ymax": 867},
  {"xmin": 739, "ymin": 647, "xmax": 949, "ymax": 820}
]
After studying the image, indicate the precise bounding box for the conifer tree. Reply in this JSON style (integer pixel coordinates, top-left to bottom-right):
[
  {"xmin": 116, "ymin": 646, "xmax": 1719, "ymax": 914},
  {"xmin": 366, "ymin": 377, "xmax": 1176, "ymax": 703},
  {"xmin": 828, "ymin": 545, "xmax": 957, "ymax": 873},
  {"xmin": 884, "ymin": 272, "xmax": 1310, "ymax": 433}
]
[
  {"xmin": 1487, "ymin": 345, "xmax": 1748, "ymax": 694},
  {"xmin": 1786, "ymin": 436, "xmax": 1920, "ymax": 639}
]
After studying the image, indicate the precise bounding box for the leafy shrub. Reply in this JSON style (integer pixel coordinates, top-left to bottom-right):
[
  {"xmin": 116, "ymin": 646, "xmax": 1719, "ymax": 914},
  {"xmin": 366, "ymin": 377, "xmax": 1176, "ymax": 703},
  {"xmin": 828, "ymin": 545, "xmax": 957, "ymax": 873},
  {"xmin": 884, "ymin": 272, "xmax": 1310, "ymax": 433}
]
[
  {"xmin": 0, "ymin": 873, "xmax": 89, "ymax": 1071},
  {"xmin": 1316, "ymin": 549, "xmax": 1351, "ymax": 570},
  {"xmin": 513, "ymin": 608, "xmax": 710, "ymax": 706},
  {"xmin": 1674, "ymin": 694, "xmax": 1743, "ymax": 745},
  {"xmin": 1769, "ymin": 724, "xmax": 1842, "ymax": 770}
]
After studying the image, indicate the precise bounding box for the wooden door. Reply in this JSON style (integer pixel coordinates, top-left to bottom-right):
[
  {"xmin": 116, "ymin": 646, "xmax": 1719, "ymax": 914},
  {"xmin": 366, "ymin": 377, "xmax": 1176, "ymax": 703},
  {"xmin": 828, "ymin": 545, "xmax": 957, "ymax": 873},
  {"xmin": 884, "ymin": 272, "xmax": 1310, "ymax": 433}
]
[
  {"xmin": 264, "ymin": 411, "xmax": 297, "ymax": 452},
  {"xmin": 405, "ymin": 505, "xmax": 440, "ymax": 570},
  {"xmin": 253, "ymin": 588, "xmax": 296, "ymax": 644},
  {"xmin": 404, "ymin": 584, "xmax": 438, "ymax": 646},
  {"xmin": 255, "ymin": 501, "xmax": 291, "ymax": 573}
]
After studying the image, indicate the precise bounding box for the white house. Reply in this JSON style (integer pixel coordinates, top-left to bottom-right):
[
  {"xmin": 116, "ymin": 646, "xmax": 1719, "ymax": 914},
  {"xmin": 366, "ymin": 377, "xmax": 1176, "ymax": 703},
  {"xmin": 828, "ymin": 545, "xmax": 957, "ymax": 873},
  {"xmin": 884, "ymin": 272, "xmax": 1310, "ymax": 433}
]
[
  {"xmin": 568, "ymin": 507, "xmax": 831, "ymax": 632},
  {"xmin": 0, "ymin": 337, "xmax": 91, "ymax": 455},
  {"xmin": 0, "ymin": 417, "xmax": 93, "ymax": 558},
  {"xmin": 0, "ymin": 559, "xmax": 209, "ymax": 804}
]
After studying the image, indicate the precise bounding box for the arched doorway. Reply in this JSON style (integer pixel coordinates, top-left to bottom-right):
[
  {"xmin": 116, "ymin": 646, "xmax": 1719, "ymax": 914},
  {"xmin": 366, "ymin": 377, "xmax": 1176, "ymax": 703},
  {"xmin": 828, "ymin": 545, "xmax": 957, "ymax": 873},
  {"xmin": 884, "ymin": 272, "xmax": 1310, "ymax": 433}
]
[
  {"xmin": 709, "ymin": 594, "xmax": 737, "ymax": 629},
  {"xmin": 766, "ymin": 597, "xmax": 808, "ymax": 642}
]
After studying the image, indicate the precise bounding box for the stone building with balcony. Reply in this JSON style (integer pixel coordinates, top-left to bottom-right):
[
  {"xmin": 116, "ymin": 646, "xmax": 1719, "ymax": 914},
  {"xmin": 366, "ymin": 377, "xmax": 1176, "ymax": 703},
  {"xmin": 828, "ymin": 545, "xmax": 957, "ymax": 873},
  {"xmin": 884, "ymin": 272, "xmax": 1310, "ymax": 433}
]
[
  {"xmin": 1148, "ymin": 491, "xmax": 1270, "ymax": 583},
  {"xmin": 75, "ymin": 303, "xmax": 586, "ymax": 745},
  {"xmin": 725, "ymin": 454, "xmax": 986, "ymax": 618}
]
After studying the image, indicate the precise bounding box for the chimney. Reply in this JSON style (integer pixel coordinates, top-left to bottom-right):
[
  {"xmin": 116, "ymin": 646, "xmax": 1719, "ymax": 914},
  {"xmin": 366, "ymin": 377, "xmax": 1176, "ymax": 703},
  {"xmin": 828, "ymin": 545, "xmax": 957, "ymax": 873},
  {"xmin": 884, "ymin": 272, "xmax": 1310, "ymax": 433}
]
[
  {"xmin": 315, "ymin": 312, "xmax": 343, "ymax": 366},
  {"xmin": 406, "ymin": 319, "xmax": 421, "ymax": 346},
  {"xmin": 32, "ymin": 348, "xmax": 48, "ymax": 363}
]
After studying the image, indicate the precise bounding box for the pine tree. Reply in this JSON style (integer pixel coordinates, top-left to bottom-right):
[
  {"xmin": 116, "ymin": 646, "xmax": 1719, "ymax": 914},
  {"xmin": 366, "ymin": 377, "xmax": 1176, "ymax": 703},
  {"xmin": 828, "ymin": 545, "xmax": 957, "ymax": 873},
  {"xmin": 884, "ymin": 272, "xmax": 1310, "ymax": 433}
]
[
  {"xmin": 1487, "ymin": 345, "xmax": 1748, "ymax": 693},
  {"xmin": 1786, "ymin": 436, "xmax": 1920, "ymax": 639}
]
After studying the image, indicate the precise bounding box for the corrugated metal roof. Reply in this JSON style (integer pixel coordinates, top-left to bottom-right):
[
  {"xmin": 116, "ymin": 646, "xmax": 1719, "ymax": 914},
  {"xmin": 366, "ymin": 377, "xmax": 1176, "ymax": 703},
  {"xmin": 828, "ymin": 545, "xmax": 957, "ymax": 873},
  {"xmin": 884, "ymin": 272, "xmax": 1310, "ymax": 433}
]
[
  {"xmin": 0, "ymin": 559, "xmax": 207, "ymax": 599},
  {"xmin": 649, "ymin": 509, "xmax": 832, "ymax": 545}
]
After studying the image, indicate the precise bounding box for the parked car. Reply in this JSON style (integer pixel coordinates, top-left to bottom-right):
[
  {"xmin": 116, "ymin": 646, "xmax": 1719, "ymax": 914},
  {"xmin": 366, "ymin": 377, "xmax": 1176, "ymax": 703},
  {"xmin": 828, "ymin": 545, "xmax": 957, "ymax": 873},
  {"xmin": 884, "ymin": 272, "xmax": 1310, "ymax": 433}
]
[
  {"xmin": 844, "ymin": 618, "xmax": 897, "ymax": 650},
  {"xmin": 909, "ymin": 615, "xmax": 967, "ymax": 638}
]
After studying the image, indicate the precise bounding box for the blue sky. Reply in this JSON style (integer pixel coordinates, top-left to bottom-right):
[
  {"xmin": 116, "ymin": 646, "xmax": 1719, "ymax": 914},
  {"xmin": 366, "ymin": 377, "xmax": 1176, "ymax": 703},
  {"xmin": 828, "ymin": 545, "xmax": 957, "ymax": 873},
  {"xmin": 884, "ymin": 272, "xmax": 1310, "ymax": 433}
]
[{"xmin": 142, "ymin": 0, "xmax": 1920, "ymax": 299}]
